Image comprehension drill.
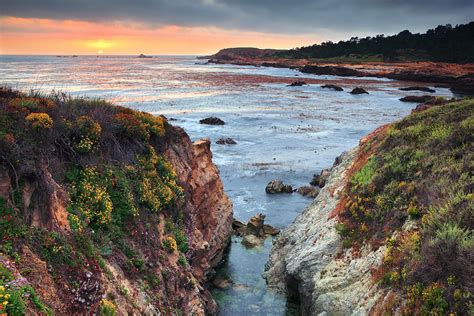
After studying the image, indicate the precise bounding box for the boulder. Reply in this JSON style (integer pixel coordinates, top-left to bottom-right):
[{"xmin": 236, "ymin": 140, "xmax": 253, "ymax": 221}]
[
  {"xmin": 216, "ymin": 137, "xmax": 237, "ymax": 145},
  {"xmin": 246, "ymin": 213, "xmax": 266, "ymax": 238},
  {"xmin": 451, "ymin": 74, "xmax": 474, "ymax": 94},
  {"xmin": 232, "ymin": 218, "xmax": 246, "ymax": 230},
  {"xmin": 288, "ymin": 81, "xmax": 307, "ymax": 87},
  {"xmin": 399, "ymin": 86, "xmax": 435, "ymax": 93},
  {"xmin": 310, "ymin": 169, "xmax": 331, "ymax": 188},
  {"xmin": 265, "ymin": 180, "xmax": 293, "ymax": 194},
  {"xmin": 333, "ymin": 152, "xmax": 345, "ymax": 167},
  {"xmin": 350, "ymin": 87, "xmax": 369, "ymax": 94},
  {"xmin": 300, "ymin": 65, "xmax": 364, "ymax": 77},
  {"xmin": 212, "ymin": 276, "xmax": 231, "ymax": 289},
  {"xmin": 297, "ymin": 186, "xmax": 320, "ymax": 198},
  {"xmin": 263, "ymin": 224, "xmax": 280, "ymax": 236},
  {"xmin": 199, "ymin": 117, "xmax": 225, "ymax": 125},
  {"xmin": 242, "ymin": 235, "xmax": 262, "ymax": 248},
  {"xmin": 233, "ymin": 214, "xmax": 280, "ymax": 238},
  {"xmin": 318, "ymin": 169, "xmax": 331, "ymax": 187},
  {"xmin": 411, "ymin": 104, "xmax": 431, "ymax": 113},
  {"xmin": 321, "ymin": 84, "xmax": 343, "ymax": 91},
  {"xmin": 399, "ymin": 95, "xmax": 435, "ymax": 103}
]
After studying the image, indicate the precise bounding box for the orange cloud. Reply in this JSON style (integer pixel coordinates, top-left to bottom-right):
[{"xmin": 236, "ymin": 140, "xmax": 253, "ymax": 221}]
[{"xmin": 0, "ymin": 16, "xmax": 319, "ymax": 55}]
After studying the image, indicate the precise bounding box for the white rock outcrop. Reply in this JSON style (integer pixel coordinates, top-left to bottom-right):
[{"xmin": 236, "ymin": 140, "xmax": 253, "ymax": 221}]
[{"xmin": 264, "ymin": 148, "xmax": 387, "ymax": 315}]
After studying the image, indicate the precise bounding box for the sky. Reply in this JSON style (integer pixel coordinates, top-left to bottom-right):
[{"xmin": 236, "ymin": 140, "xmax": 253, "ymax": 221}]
[{"xmin": 0, "ymin": 0, "xmax": 473, "ymax": 55}]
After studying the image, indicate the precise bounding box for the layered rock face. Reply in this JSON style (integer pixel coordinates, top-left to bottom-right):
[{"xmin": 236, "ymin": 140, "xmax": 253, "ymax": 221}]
[
  {"xmin": 264, "ymin": 148, "xmax": 385, "ymax": 315},
  {"xmin": 164, "ymin": 132, "xmax": 233, "ymax": 281}
]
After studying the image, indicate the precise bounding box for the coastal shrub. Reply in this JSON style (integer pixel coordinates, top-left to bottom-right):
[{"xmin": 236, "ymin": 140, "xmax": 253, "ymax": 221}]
[
  {"xmin": 133, "ymin": 112, "xmax": 166, "ymax": 137},
  {"xmin": 429, "ymin": 125, "xmax": 452, "ymax": 142},
  {"xmin": 136, "ymin": 147, "xmax": 183, "ymax": 213},
  {"xmin": 114, "ymin": 113, "xmax": 150, "ymax": 141},
  {"xmin": 69, "ymin": 167, "xmax": 113, "ymax": 228},
  {"xmin": 336, "ymin": 99, "xmax": 474, "ymax": 313},
  {"xmin": 351, "ymin": 156, "xmax": 377, "ymax": 187},
  {"xmin": 178, "ymin": 254, "xmax": 187, "ymax": 266},
  {"xmin": 0, "ymin": 266, "xmax": 52, "ymax": 315},
  {"xmin": 0, "ymin": 89, "xmax": 195, "ymax": 314},
  {"xmin": 0, "ymin": 198, "xmax": 25, "ymax": 257},
  {"xmin": 421, "ymin": 283, "xmax": 449, "ymax": 315},
  {"xmin": 100, "ymin": 299, "xmax": 117, "ymax": 316},
  {"xmin": 25, "ymin": 112, "xmax": 53, "ymax": 129},
  {"xmin": 72, "ymin": 116, "xmax": 102, "ymax": 154},
  {"xmin": 107, "ymin": 167, "xmax": 139, "ymax": 226},
  {"xmin": 432, "ymin": 223, "xmax": 472, "ymax": 250},
  {"xmin": 163, "ymin": 236, "xmax": 177, "ymax": 253}
]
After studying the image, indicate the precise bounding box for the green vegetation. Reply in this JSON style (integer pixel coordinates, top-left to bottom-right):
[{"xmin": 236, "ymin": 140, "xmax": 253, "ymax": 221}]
[
  {"xmin": 278, "ymin": 22, "xmax": 474, "ymax": 63},
  {"xmin": 336, "ymin": 99, "xmax": 474, "ymax": 314},
  {"xmin": 99, "ymin": 299, "xmax": 117, "ymax": 316},
  {"xmin": 0, "ymin": 87, "xmax": 192, "ymax": 314},
  {"xmin": 0, "ymin": 263, "xmax": 52, "ymax": 315}
]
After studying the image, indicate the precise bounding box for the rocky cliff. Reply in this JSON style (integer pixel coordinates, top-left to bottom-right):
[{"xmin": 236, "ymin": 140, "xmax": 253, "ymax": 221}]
[
  {"xmin": 265, "ymin": 99, "xmax": 473, "ymax": 315},
  {"xmin": 0, "ymin": 88, "xmax": 232, "ymax": 315}
]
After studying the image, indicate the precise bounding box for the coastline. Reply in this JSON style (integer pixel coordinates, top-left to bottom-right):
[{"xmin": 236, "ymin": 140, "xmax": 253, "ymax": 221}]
[{"xmin": 206, "ymin": 56, "xmax": 474, "ymax": 94}]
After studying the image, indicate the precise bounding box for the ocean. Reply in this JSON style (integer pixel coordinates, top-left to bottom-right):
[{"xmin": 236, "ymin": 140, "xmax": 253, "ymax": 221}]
[{"xmin": 0, "ymin": 55, "xmax": 455, "ymax": 314}]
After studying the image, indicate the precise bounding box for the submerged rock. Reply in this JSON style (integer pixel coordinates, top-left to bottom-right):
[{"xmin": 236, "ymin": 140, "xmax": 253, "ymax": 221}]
[
  {"xmin": 265, "ymin": 179, "xmax": 293, "ymax": 193},
  {"xmin": 297, "ymin": 186, "xmax": 320, "ymax": 198},
  {"xmin": 216, "ymin": 137, "xmax": 237, "ymax": 145},
  {"xmin": 288, "ymin": 81, "xmax": 307, "ymax": 87},
  {"xmin": 242, "ymin": 234, "xmax": 262, "ymax": 248},
  {"xmin": 321, "ymin": 84, "xmax": 344, "ymax": 91},
  {"xmin": 399, "ymin": 95, "xmax": 435, "ymax": 103},
  {"xmin": 399, "ymin": 86, "xmax": 435, "ymax": 93},
  {"xmin": 350, "ymin": 87, "xmax": 369, "ymax": 94},
  {"xmin": 199, "ymin": 117, "xmax": 225, "ymax": 125},
  {"xmin": 212, "ymin": 276, "xmax": 231, "ymax": 289}
]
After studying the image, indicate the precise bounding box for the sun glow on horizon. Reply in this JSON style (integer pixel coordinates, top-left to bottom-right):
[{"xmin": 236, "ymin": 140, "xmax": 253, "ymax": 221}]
[{"xmin": 0, "ymin": 16, "xmax": 319, "ymax": 55}]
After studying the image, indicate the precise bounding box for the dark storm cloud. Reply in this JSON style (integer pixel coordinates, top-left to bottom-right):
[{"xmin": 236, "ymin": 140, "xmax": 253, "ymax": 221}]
[{"xmin": 1, "ymin": 0, "xmax": 473, "ymax": 35}]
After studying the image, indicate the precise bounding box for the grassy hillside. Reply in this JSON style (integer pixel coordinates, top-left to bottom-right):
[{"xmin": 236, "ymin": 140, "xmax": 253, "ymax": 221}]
[
  {"xmin": 336, "ymin": 99, "xmax": 473, "ymax": 314},
  {"xmin": 0, "ymin": 88, "xmax": 198, "ymax": 314}
]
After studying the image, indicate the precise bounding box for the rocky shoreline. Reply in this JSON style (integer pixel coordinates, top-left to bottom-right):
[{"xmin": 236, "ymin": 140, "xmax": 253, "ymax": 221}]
[
  {"xmin": 262, "ymin": 97, "xmax": 474, "ymax": 315},
  {"xmin": 263, "ymin": 134, "xmax": 387, "ymax": 315},
  {"xmin": 204, "ymin": 51, "xmax": 474, "ymax": 94}
]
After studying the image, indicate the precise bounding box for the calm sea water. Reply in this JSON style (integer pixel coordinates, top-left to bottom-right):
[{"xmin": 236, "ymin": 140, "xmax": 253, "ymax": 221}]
[{"xmin": 0, "ymin": 55, "xmax": 455, "ymax": 315}]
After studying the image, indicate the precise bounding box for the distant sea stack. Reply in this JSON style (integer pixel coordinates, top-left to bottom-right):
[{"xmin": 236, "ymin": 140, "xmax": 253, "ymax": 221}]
[{"xmin": 0, "ymin": 87, "xmax": 233, "ymax": 315}]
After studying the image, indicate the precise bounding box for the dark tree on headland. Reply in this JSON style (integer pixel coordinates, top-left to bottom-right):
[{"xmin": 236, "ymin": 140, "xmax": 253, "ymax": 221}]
[{"xmin": 278, "ymin": 22, "xmax": 474, "ymax": 63}]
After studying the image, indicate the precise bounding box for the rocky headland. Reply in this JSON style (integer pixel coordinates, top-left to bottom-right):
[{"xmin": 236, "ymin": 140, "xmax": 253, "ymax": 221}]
[
  {"xmin": 264, "ymin": 98, "xmax": 473, "ymax": 315},
  {"xmin": 0, "ymin": 88, "xmax": 233, "ymax": 315},
  {"xmin": 205, "ymin": 48, "xmax": 474, "ymax": 94}
]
